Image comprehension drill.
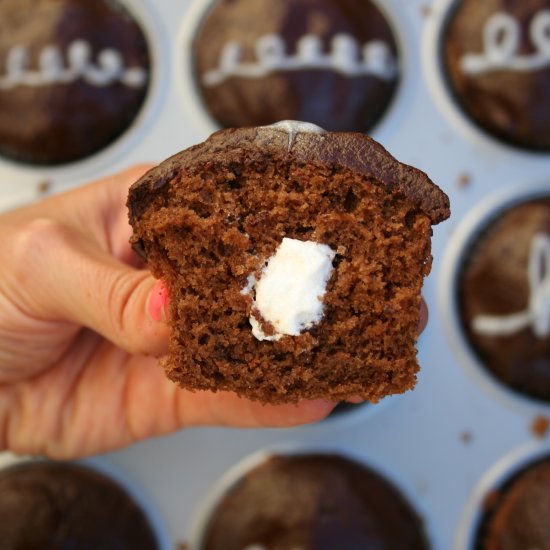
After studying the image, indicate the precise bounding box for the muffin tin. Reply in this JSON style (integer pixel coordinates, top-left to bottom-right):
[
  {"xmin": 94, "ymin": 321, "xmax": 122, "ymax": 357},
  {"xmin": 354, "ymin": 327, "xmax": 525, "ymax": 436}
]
[{"xmin": 1, "ymin": 0, "xmax": 550, "ymax": 548}]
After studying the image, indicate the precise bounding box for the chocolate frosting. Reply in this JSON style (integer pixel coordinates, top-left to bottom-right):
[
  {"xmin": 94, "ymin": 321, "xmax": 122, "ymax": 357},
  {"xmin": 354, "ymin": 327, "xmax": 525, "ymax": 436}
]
[
  {"xmin": 0, "ymin": 462, "xmax": 158, "ymax": 549},
  {"xmin": 0, "ymin": 0, "xmax": 150, "ymax": 165},
  {"xmin": 459, "ymin": 198, "xmax": 550, "ymax": 402},
  {"xmin": 477, "ymin": 457, "xmax": 550, "ymax": 549},
  {"xmin": 201, "ymin": 454, "xmax": 429, "ymax": 550},
  {"xmin": 443, "ymin": 0, "xmax": 550, "ymax": 151},
  {"xmin": 192, "ymin": 0, "xmax": 399, "ymax": 133},
  {"xmin": 128, "ymin": 124, "xmax": 450, "ymax": 227}
]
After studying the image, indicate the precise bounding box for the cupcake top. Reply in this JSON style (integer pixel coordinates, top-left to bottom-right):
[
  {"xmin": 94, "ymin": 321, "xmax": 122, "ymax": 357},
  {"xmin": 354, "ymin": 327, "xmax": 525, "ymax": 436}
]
[
  {"xmin": 442, "ymin": 0, "xmax": 550, "ymax": 151},
  {"xmin": 477, "ymin": 457, "xmax": 550, "ymax": 549},
  {"xmin": 0, "ymin": 0, "xmax": 150, "ymax": 165},
  {"xmin": 129, "ymin": 123, "xmax": 449, "ymax": 226},
  {"xmin": 0, "ymin": 461, "xmax": 158, "ymax": 548},
  {"xmin": 458, "ymin": 197, "xmax": 550, "ymax": 401},
  {"xmin": 201, "ymin": 454, "xmax": 429, "ymax": 550},
  {"xmin": 192, "ymin": 0, "xmax": 399, "ymax": 132}
]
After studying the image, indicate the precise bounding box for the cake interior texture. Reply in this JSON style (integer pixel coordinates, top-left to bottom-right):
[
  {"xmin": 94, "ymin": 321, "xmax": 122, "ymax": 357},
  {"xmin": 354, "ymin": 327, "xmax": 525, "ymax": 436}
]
[{"xmin": 129, "ymin": 131, "xmax": 441, "ymax": 404}]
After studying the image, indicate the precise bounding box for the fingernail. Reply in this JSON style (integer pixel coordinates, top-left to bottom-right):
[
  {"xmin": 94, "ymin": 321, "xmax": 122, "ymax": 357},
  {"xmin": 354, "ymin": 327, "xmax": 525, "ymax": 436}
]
[
  {"xmin": 418, "ymin": 298, "xmax": 429, "ymax": 334},
  {"xmin": 148, "ymin": 280, "xmax": 169, "ymax": 322}
]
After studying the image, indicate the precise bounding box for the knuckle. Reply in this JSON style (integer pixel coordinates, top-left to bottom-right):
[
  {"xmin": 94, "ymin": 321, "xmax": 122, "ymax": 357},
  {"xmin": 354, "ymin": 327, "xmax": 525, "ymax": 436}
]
[
  {"xmin": 107, "ymin": 271, "xmax": 146, "ymax": 353},
  {"xmin": 119, "ymin": 164, "xmax": 153, "ymax": 188},
  {"xmin": 14, "ymin": 218, "xmax": 67, "ymax": 250},
  {"xmin": 9, "ymin": 219, "xmax": 68, "ymax": 283},
  {"xmin": 129, "ymin": 163, "xmax": 154, "ymax": 176}
]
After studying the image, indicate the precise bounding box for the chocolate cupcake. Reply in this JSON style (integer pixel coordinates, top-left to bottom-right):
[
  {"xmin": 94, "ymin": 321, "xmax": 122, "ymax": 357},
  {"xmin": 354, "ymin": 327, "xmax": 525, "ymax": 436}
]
[
  {"xmin": 128, "ymin": 121, "xmax": 449, "ymax": 404},
  {"xmin": 192, "ymin": 0, "xmax": 400, "ymax": 132},
  {"xmin": 200, "ymin": 454, "xmax": 429, "ymax": 550},
  {"xmin": 476, "ymin": 456, "xmax": 550, "ymax": 549},
  {"xmin": 458, "ymin": 197, "xmax": 550, "ymax": 402},
  {"xmin": 442, "ymin": 0, "xmax": 550, "ymax": 151},
  {"xmin": 0, "ymin": 0, "xmax": 150, "ymax": 165},
  {"xmin": 0, "ymin": 461, "xmax": 159, "ymax": 549}
]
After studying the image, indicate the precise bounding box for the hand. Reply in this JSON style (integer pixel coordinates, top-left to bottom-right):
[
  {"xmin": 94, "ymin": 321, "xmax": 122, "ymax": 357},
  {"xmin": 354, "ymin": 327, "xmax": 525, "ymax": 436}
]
[{"xmin": 0, "ymin": 166, "xmax": 335, "ymax": 459}]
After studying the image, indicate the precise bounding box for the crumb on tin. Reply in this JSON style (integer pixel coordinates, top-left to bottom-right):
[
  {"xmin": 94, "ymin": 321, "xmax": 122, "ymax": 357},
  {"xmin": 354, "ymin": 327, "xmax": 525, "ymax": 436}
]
[
  {"xmin": 530, "ymin": 415, "xmax": 550, "ymax": 439},
  {"xmin": 420, "ymin": 4, "xmax": 432, "ymax": 18},
  {"xmin": 36, "ymin": 179, "xmax": 52, "ymax": 194},
  {"xmin": 457, "ymin": 172, "xmax": 471, "ymax": 189}
]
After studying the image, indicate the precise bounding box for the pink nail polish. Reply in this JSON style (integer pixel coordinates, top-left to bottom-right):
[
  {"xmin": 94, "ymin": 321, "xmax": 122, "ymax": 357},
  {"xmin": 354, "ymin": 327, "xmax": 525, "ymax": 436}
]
[{"xmin": 148, "ymin": 280, "xmax": 169, "ymax": 322}]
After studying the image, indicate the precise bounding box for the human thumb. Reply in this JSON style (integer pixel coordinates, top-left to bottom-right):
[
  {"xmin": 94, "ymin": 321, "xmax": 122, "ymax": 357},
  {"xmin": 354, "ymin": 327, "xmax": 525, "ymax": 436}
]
[{"xmin": 10, "ymin": 219, "xmax": 170, "ymax": 357}]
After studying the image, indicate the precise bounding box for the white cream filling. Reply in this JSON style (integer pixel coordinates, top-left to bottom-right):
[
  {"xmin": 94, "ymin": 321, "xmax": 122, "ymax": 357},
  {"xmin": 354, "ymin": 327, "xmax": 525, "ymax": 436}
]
[{"xmin": 242, "ymin": 237, "xmax": 335, "ymax": 341}]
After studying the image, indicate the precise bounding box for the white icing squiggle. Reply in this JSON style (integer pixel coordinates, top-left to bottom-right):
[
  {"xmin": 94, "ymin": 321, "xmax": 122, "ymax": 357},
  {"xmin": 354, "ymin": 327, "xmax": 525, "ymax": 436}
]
[
  {"xmin": 461, "ymin": 10, "xmax": 550, "ymax": 75},
  {"xmin": 265, "ymin": 120, "xmax": 326, "ymax": 135},
  {"xmin": 203, "ymin": 33, "xmax": 398, "ymax": 86},
  {"xmin": 473, "ymin": 233, "xmax": 550, "ymax": 338},
  {"xmin": 0, "ymin": 40, "xmax": 148, "ymax": 90},
  {"xmin": 260, "ymin": 120, "xmax": 326, "ymax": 149}
]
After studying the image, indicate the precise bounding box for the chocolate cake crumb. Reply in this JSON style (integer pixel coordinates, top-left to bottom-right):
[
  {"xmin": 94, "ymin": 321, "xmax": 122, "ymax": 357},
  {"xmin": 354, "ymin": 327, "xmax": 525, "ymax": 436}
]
[
  {"xmin": 457, "ymin": 172, "xmax": 471, "ymax": 189},
  {"xmin": 36, "ymin": 179, "xmax": 52, "ymax": 195},
  {"xmin": 420, "ymin": 5, "xmax": 432, "ymax": 18},
  {"xmin": 128, "ymin": 123, "xmax": 449, "ymax": 404},
  {"xmin": 531, "ymin": 415, "xmax": 550, "ymax": 439}
]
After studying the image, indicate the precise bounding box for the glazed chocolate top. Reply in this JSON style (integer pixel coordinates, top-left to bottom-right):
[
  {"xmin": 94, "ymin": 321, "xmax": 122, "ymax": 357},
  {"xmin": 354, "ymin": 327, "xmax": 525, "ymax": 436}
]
[
  {"xmin": 128, "ymin": 123, "xmax": 450, "ymax": 226},
  {"xmin": 477, "ymin": 458, "xmax": 550, "ymax": 549},
  {"xmin": 459, "ymin": 198, "xmax": 550, "ymax": 402},
  {"xmin": 0, "ymin": 0, "xmax": 150, "ymax": 165},
  {"xmin": 443, "ymin": 0, "xmax": 550, "ymax": 151},
  {"xmin": 0, "ymin": 462, "xmax": 158, "ymax": 549},
  {"xmin": 201, "ymin": 454, "xmax": 429, "ymax": 550},
  {"xmin": 193, "ymin": 0, "xmax": 399, "ymax": 132}
]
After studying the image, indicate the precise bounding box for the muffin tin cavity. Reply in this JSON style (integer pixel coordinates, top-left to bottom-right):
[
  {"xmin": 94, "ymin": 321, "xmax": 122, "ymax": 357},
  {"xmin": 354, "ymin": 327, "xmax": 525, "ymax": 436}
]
[
  {"xmin": 190, "ymin": 450, "xmax": 432, "ymax": 550},
  {"xmin": 0, "ymin": 0, "xmax": 153, "ymax": 167},
  {"xmin": 440, "ymin": 183, "xmax": 550, "ymax": 409},
  {"xmin": 0, "ymin": 455, "xmax": 171, "ymax": 550},
  {"xmin": 188, "ymin": 0, "xmax": 401, "ymax": 133},
  {"xmin": 423, "ymin": 0, "xmax": 550, "ymax": 155},
  {"xmin": 441, "ymin": 0, "xmax": 550, "ymax": 153},
  {"xmin": 457, "ymin": 443, "xmax": 550, "ymax": 550}
]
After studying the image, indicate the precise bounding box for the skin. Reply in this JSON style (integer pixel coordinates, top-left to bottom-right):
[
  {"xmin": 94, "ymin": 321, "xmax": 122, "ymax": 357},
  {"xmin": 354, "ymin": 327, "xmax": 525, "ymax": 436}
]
[{"xmin": 0, "ymin": 166, "xmax": 427, "ymax": 460}]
